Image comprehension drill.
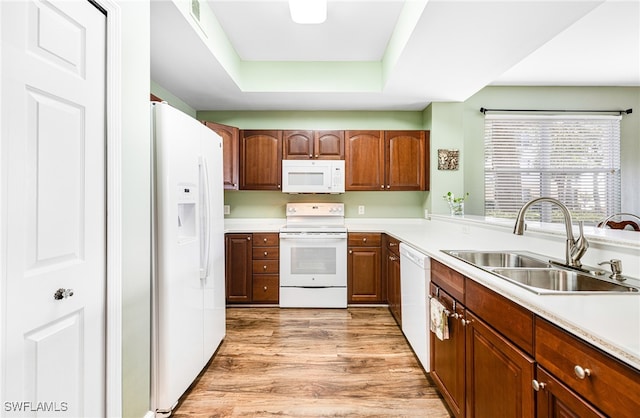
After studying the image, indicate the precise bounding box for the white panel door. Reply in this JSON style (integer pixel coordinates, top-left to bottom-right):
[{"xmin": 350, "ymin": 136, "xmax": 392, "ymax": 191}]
[{"xmin": 1, "ymin": 0, "xmax": 106, "ymax": 416}]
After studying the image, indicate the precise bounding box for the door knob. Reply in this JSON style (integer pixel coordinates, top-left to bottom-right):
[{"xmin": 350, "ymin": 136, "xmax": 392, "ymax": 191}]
[{"xmin": 54, "ymin": 288, "xmax": 74, "ymax": 300}]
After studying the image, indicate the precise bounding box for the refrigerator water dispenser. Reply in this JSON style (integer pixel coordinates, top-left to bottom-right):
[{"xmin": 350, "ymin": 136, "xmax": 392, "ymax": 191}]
[{"xmin": 177, "ymin": 185, "xmax": 197, "ymax": 242}]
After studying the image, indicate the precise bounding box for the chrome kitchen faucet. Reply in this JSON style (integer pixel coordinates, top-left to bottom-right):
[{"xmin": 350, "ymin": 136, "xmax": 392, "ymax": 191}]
[{"xmin": 513, "ymin": 197, "xmax": 589, "ymax": 268}]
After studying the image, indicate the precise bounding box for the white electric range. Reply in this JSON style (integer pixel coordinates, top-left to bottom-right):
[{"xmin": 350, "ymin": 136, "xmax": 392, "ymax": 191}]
[{"xmin": 279, "ymin": 203, "xmax": 347, "ymax": 308}]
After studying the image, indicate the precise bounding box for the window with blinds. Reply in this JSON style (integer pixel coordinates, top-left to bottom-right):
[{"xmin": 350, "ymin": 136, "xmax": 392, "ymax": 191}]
[{"xmin": 484, "ymin": 114, "xmax": 621, "ymax": 224}]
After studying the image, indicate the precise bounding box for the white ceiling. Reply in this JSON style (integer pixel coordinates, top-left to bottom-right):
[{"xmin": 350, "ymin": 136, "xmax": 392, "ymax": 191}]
[{"xmin": 150, "ymin": 0, "xmax": 640, "ymax": 111}]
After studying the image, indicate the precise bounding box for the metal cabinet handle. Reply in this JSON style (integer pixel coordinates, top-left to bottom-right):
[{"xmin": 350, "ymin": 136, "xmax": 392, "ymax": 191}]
[
  {"xmin": 389, "ymin": 242, "xmax": 397, "ymax": 247},
  {"xmin": 460, "ymin": 318, "xmax": 471, "ymax": 326},
  {"xmin": 247, "ymin": 236, "xmax": 251, "ymax": 241},
  {"xmin": 349, "ymin": 250, "xmax": 353, "ymax": 254},
  {"xmin": 314, "ymin": 154, "xmax": 318, "ymax": 158},
  {"xmin": 574, "ymin": 365, "xmax": 591, "ymax": 379},
  {"xmin": 532, "ymin": 380, "xmax": 546, "ymax": 392},
  {"xmin": 264, "ymin": 251, "xmax": 268, "ymax": 256},
  {"xmin": 54, "ymin": 288, "xmax": 74, "ymax": 300},
  {"xmin": 263, "ymin": 237, "xmax": 268, "ymax": 243},
  {"xmin": 363, "ymin": 237, "xmax": 367, "ymax": 242},
  {"xmin": 386, "ymin": 185, "xmax": 390, "ymax": 189},
  {"xmin": 263, "ymin": 286, "xmax": 268, "ymax": 291},
  {"xmin": 380, "ymin": 185, "xmax": 384, "ymax": 189},
  {"xmin": 263, "ymin": 265, "xmax": 267, "ymax": 270}
]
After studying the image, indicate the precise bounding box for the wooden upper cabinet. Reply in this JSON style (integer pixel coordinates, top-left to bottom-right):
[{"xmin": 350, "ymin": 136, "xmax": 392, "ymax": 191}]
[
  {"xmin": 345, "ymin": 130, "xmax": 429, "ymax": 191},
  {"xmin": 240, "ymin": 130, "xmax": 282, "ymax": 190},
  {"xmin": 283, "ymin": 130, "xmax": 344, "ymax": 160},
  {"xmin": 385, "ymin": 130, "xmax": 427, "ymax": 191},
  {"xmin": 283, "ymin": 130, "xmax": 313, "ymax": 159},
  {"xmin": 345, "ymin": 130, "xmax": 385, "ymax": 190},
  {"xmin": 204, "ymin": 121, "xmax": 239, "ymax": 190},
  {"xmin": 315, "ymin": 130, "xmax": 344, "ymax": 159}
]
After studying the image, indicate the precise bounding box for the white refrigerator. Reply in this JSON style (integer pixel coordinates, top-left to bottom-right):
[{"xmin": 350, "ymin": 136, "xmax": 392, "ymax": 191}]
[{"xmin": 151, "ymin": 102, "xmax": 226, "ymax": 416}]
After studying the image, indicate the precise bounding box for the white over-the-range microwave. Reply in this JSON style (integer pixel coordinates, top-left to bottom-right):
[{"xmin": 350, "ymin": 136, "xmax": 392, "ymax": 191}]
[{"xmin": 281, "ymin": 160, "xmax": 345, "ymax": 194}]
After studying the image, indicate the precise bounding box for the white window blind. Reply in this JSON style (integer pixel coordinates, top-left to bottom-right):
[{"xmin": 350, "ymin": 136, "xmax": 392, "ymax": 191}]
[{"xmin": 484, "ymin": 114, "xmax": 621, "ymax": 224}]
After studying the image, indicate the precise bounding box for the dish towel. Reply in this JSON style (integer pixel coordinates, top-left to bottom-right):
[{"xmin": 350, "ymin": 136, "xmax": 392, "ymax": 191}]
[{"xmin": 430, "ymin": 298, "xmax": 450, "ymax": 341}]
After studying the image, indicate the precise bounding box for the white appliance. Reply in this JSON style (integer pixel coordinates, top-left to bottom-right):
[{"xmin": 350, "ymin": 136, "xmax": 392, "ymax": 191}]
[
  {"xmin": 279, "ymin": 203, "xmax": 348, "ymax": 307},
  {"xmin": 151, "ymin": 102, "xmax": 226, "ymax": 416},
  {"xmin": 282, "ymin": 159, "xmax": 345, "ymax": 194},
  {"xmin": 399, "ymin": 243, "xmax": 431, "ymax": 371}
]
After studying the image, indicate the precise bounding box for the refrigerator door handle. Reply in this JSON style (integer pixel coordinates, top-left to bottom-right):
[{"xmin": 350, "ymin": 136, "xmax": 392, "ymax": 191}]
[{"xmin": 199, "ymin": 156, "xmax": 211, "ymax": 280}]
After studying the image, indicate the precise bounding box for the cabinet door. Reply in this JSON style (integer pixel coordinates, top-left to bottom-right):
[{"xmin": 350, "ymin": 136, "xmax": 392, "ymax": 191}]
[
  {"xmin": 429, "ymin": 284, "xmax": 465, "ymax": 418},
  {"xmin": 240, "ymin": 130, "xmax": 282, "ymax": 190},
  {"xmin": 534, "ymin": 366, "xmax": 605, "ymax": 418},
  {"xmin": 283, "ymin": 130, "xmax": 313, "ymax": 159},
  {"xmin": 385, "ymin": 130, "xmax": 426, "ymax": 190},
  {"xmin": 314, "ymin": 130, "xmax": 344, "ymax": 159},
  {"xmin": 204, "ymin": 121, "xmax": 239, "ymax": 190},
  {"xmin": 466, "ymin": 311, "xmax": 535, "ymax": 418},
  {"xmin": 225, "ymin": 234, "xmax": 253, "ymax": 303},
  {"xmin": 385, "ymin": 247, "xmax": 401, "ymax": 325},
  {"xmin": 348, "ymin": 246, "xmax": 382, "ymax": 303},
  {"xmin": 345, "ymin": 130, "xmax": 384, "ymax": 190}
]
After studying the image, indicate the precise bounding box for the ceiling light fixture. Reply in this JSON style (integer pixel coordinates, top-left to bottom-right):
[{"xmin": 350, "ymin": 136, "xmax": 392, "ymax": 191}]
[{"xmin": 289, "ymin": 0, "xmax": 327, "ymax": 24}]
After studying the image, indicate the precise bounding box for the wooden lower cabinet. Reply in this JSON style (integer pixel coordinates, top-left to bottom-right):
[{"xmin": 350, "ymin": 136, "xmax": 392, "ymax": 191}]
[
  {"xmin": 225, "ymin": 234, "xmax": 252, "ymax": 303},
  {"xmin": 430, "ymin": 259, "xmax": 640, "ymax": 418},
  {"xmin": 347, "ymin": 233, "xmax": 383, "ymax": 303},
  {"xmin": 535, "ymin": 318, "xmax": 640, "ymax": 418},
  {"xmin": 534, "ymin": 366, "xmax": 605, "ymax": 418},
  {"xmin": 465, "ymin": 310, "xmax": 535, "ymax": 418},
  {"xmin": 225, "ymin": 232, "xmax": 279, "ymax": 304},
  {"xmin": 429, "ymin": 283, "xmax": 465, "ymax": 418},
  {"xmin": 430, "ymin": 259, "xmax": 534, "ymax": 418},
  {"xmin": 384, "ymin": 235, "xmax": 401, "ymax": 325}
]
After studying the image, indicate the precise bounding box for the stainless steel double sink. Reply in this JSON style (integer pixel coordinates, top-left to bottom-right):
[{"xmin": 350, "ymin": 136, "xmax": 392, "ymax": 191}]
[{"xmin": 443, "ymin": 250, "xmax": 640, "ymax": 295}]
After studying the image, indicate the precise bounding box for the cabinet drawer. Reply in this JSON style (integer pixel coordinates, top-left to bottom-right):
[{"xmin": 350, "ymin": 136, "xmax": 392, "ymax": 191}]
[
  {"xmin": 348, "ymin": 233, "xmax": 381, "ymax": 247},
  {"xmin": 253, "ymin": 233, "xmax": 279, "ymax": 247},
  {"xmin": 465, "ymin": 279, "xmax": 534, "ymax": 355},
  {"xmin": 252, "ymin": 275, "xmax": 279, "ymax": 303},
  {"xmin": 384, "ymin": 234, "xmax": 400, "ymax": 256},
  {"xmin": 252, "ymin": 247, "xmax": 279, "ymax": 260},
  {"xmin": 535, "ymin": 318, "xmax": 640, "ymax": 418},
  {"xmin": 430, "ymin": 259, "xmax": 465, "ymax": 302},
  {"xmin": 252, "ymin": 259, "xmax": 279, "ymax": 274}
]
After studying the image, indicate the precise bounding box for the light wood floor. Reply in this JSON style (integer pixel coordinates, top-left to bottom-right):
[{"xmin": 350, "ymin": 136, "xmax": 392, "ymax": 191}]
[{"xmin": 172, "ymin": 307, "xmax": 451, "ymax": 417}]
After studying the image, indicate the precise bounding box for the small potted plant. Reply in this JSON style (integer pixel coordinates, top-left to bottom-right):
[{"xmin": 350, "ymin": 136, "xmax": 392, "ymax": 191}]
[{"xmin": 443, "ymin": 192, "xmax": 469, "ymax": 216}]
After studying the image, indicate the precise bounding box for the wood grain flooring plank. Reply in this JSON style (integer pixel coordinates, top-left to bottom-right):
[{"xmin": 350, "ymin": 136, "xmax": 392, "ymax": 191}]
[{"xmin": 172, "ymin": 307, "xmax": 451, "ymax": 417}]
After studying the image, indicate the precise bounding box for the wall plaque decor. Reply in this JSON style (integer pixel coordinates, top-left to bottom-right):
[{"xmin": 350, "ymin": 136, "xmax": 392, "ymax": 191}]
[{"xmin": 438, "ymin": 149, "xmax": 459, "ymax": 170}]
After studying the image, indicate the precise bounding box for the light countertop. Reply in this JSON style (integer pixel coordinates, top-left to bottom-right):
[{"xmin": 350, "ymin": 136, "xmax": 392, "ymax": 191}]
[{"xmin": 225, "ymin": 215, "xmax": 640, "ymax": 370}]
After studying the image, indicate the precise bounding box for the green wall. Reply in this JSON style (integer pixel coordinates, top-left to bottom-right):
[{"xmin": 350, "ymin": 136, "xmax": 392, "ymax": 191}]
[{"xmin": 121, "ymin": 1, "xmax": 151, "ymax": 417}]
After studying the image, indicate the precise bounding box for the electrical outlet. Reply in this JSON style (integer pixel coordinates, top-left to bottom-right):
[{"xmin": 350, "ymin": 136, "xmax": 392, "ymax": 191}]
[
  {"xmin": 358, "ymin": 205, "xmax": 365, "ymax": 215},
  {"xmin": 223, "ymin": 205, "xmax": 230, "ymax": 215}
]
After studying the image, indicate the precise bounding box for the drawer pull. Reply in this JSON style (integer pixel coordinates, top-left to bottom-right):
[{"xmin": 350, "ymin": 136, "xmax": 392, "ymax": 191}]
[
  {"xmin": 263, "ymin": 286, "xmax": 268, "ymax": 291},
  {"xmin": 264, "ymin": 251, "xmax": 268, "ymax": 256},
  {"xmin": 363, "ymin": 237, "xmax": 367, "ymax": 242},
  {"xmin": 263, "ymin": 237, "xmax": 268, "ymax": 243},
  {"xmin": 263, "ymin": 265, "xmax": 267, "ymax": 270},
  {"xmin": 574, "ymin": 365, "xmax": 591, "ymax": 380},
  {"xmin": 531, "ymin": 380, "xmax": 546, "ymax": 392}
]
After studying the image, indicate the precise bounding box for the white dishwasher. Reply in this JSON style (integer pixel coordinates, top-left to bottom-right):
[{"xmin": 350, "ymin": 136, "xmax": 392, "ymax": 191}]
[{"xmin": 399, "ymin": 243, "xmax": 430, "ymax": 371}]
